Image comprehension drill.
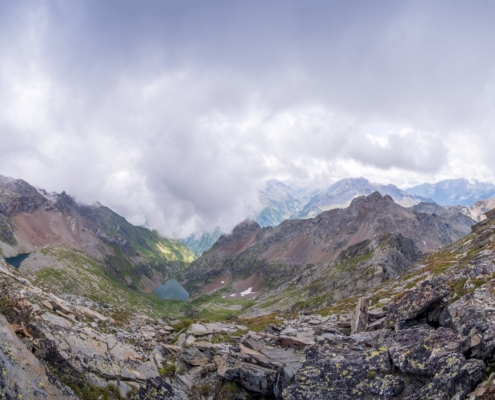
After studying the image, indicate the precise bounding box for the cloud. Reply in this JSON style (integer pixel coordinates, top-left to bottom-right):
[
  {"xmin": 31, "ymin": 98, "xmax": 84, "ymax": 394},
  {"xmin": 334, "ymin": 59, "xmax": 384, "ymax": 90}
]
[{"xmin": 0, "ymin": 0, "xmax": 494, "ymax": 236}]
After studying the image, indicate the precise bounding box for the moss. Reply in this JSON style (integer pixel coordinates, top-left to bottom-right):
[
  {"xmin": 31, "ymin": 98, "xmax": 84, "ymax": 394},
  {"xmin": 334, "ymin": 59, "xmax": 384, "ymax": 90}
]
[
  {"xmin": 404, "ymin": 281, "xmax": 417, "ymax": 290},
  {"xmin": 200, "ymin": 384, "xmax": 210, "ymax": 395},
  {"xmin": 367, "ymin": 370, "xmax": 377, "ymax": 379},
  {"xmin": 451, "ymin": 278, "xmax": 468, "ymax": 298},
  {"xmin": 158, "ymin": 364, "xmax": 177, "ymax": 378},
  {"xmin": 71, "ymin": 383, "xmax": 124, "ymax": 400},
  {"xmin": 110, "ymin": 309, "xmax": 132, "ymax": 326},
  {"xmin": 220, "ymin": 381, "xmax": 240, "ymax": 395},
  {"xmin": 472, "ymin": 278, "xmax": 485, "ymax": 288},
  {"xmin": 237, "ymin": 313, "xmax": 294, "ymax": 332}
]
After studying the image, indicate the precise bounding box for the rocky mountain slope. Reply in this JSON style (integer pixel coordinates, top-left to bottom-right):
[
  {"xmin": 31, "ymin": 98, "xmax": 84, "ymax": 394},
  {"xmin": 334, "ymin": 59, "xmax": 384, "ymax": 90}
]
[
  {"xmin": 471, "ymin": 198, "xmax": 495, "ymax": 221},
  {"xmin": 2, "ymin": 201, "xmax": 495, "ymax": 399},
  {"xmin": 410, "ymin": 202, "xmax": 476, "ymax": 233},
  {"xmin": 184, "ymin": 192, "xmax": 471, "ymax": 309},
  {"xmin": 407, "ymin": 178, "xmax": 495, "ymax": 206},
  {"xmin": 0, "ymin": 175, "xmax": 195, "ymax": 308}
]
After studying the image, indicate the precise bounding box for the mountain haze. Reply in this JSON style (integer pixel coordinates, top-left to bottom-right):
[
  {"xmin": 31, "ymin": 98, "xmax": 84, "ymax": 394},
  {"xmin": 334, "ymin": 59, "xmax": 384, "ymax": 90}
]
[
  {"xmin": 298, "ymin": 177, "xmax": 430, "ymax": 218},
  {"xmin": 255, "ymin": 180, "xmax": 316, "ymax": 227}
]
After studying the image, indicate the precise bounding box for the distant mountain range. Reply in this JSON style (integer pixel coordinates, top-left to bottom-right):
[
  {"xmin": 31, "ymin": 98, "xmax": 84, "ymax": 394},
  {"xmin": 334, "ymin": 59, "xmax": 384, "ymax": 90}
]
[
  {"xmin": 406, "ymin": 178, "xmax": 495, "ymax": 206},
  {"xmin": 296, "ymin": 177, "xmax": 430, "ymax": 218},
  {"xmin": 183, "ymin": 177, "xmax": 495, "ymax": 255}
]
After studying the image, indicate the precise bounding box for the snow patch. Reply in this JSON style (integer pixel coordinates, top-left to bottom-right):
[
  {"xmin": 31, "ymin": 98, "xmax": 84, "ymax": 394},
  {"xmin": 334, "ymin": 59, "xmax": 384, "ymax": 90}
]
[{"xmin": 240, "ymin": 287, "xmax": 256, "ymax": 297}]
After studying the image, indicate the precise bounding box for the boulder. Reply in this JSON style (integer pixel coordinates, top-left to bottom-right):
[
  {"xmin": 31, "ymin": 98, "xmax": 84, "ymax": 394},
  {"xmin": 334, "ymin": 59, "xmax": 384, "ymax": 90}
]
[
  {"xmin": 216, "ymin": 358, "xmax": 283, "ymax": 397},
  {"xmin": 284, "ymin": 325, "xmax": 483, "ymax": 399},
  {"xmin": 385, "ymin": 277, "xmax": 450, "ymax": 328}
]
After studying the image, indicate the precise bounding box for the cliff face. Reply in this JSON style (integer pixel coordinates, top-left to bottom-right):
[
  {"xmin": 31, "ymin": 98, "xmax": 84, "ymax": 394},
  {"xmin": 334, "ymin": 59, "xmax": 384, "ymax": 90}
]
[{"xmin": 186, "ymin": 192, "xmax": 467, "ymax": 300}]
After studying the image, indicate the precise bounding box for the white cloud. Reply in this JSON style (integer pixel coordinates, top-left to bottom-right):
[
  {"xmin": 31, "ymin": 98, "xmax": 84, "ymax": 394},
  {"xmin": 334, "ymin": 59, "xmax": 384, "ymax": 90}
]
[{"xmin": 0, "ymin": 0, "xmax": 495, "ymax": 236}]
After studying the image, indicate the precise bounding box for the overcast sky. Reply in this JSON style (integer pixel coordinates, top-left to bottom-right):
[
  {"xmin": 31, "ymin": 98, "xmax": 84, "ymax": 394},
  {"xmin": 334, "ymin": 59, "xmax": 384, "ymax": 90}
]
[{"xmin": 1, "ymin": 0, "xmax": 495, "ymax": 236}]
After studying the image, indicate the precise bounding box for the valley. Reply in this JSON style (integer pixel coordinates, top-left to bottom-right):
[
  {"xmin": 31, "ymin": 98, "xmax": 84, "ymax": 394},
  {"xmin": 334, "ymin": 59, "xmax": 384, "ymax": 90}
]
[{"xmin": 2, "ymin": 175, "xmax": 495, "ymax": 399}]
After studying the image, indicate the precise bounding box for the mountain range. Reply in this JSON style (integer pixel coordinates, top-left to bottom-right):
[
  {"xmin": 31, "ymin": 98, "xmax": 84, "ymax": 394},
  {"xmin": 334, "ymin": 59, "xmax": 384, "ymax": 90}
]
[
  {"xmin": 2, "ymin": 175, "xmax": 495, "ymax": 399},
  {"xmin": 184, "ymin": 177, "xmax": 495, "ymax": 256},
  {"xmin": 184, "ymin": 192, "xmax": 475, "ymax": 309}
]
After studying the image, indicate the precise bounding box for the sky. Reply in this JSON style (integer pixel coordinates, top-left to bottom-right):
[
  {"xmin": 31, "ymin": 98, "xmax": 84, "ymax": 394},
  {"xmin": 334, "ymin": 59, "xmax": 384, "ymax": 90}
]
[{"xmin": 1, "ymin": 0, "xmax": 495, "ymax": 237}]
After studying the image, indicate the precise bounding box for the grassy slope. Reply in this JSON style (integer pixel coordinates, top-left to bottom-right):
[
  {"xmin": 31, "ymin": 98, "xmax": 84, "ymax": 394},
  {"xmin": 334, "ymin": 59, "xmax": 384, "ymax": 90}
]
[{"xmin": 32, "ymin": 246, "xmax": 253, "ymax": 320}]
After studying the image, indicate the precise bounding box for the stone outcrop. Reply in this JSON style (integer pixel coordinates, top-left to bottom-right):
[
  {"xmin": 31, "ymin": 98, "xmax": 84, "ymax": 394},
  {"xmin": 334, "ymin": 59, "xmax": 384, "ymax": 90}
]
[
  {"xmin": 350, "ymin": 297, "xmax": 369, "ymax": 334},
  {"xmin": 284, "ymin": 326, "xmax": 484, "ymax": 399},
  {"xmin": 384, "ymin": 276, "xmax": 450, "ymax": 329}
]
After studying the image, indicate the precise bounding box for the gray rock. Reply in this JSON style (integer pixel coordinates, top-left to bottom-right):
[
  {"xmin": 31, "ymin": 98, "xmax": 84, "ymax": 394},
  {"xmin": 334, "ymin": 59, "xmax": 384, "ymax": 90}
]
[
  {"xmin": 0, "ymin": 314, "xmax": 77, "ymax": 399},
  {"xmin": 179, "ymin": 347, "xmax": 209, "ymax": 366},
  {"xmin": 40, "ymin": 312, "xmax": 74, "ymax": 329}
]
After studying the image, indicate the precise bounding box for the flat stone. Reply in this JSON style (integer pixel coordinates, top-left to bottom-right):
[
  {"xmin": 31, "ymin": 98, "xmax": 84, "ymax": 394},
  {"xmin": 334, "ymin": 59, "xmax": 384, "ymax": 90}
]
[
  {"xmin": 186, "ymin": 335, "xmax": 196, "ymax": 345},
  {"xmin": 192, "ymin": 341, "xmax": 216, "ymax": 350},
  {"xmin": 49, "ymin": 297, "xmax": 72, "ymax": 315},
  {"xmin": 162, "ymin": 325, "xmax": 174, "ymax": 332},
  {"xmin": 280, "ymin": 326, "xmax": 298, "ymax": 336},
  {"xmin": 367, "ymin": 317, "xmax": 386, "ymax": 331},
  {"xmin": 180, "ymin": 347, "xmax": 209, "ymax": 366},
  {"xmin": 278, "ymin": 333, "xmax": 315, "ymax": 350},
  {"xmin": 470, "ymin": 334, "xmax": 482, "ymax": 348},
  {"xmin": 42, "ymin": 300, "xmax": 54, "ymax": 310},
  {"xmin": 77, "ymin": 306, "xmax": 111, "ymax": 322},
  {"xmin": 41, "ymin": 312, "xmax": 73, "ymax": 329}
]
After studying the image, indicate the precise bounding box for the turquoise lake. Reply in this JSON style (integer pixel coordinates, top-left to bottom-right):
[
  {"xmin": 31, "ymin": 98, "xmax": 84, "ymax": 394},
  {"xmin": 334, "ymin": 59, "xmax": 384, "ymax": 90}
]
[
  {"xmin": 154, "ymin": 279, "xmax": 189, "ymax": 301},
  {"xmin": 4, "ymin": 253, "xmax": 30, "ymax": 269}
]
